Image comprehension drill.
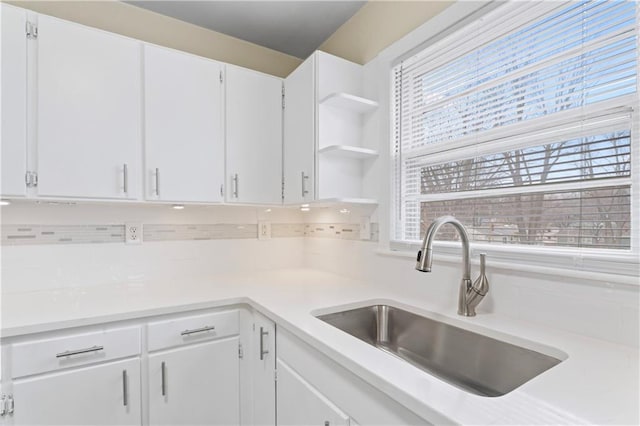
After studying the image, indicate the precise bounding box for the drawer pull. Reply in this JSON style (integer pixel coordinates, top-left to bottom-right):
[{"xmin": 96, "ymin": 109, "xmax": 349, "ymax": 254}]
[
  {"xmin": 260, "ymin": 327, "xmax": 269, "ymax": 360},
  {"xmin": 123, "ymin": 370, "xmax": 128, "ymax": 407},
  {"xmin": 161, "ymin": 361, "xmax": 167, "ymax": 396},
  {"xmin": 56, "ymin": 345, "xmax": 104, "ymax": 358},
  {"xmin": 180, "ymin": 325, "xmax": 216, "ymax": 336}
]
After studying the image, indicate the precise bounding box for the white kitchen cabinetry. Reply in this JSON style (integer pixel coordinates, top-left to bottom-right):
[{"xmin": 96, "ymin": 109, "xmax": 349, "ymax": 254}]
[
  {"xmin": 0, "ymin": 4, "xmax": 28, "ymax": 198},
  {"xmin": 144, "ymin": 45, "xmax": 224, "ymax": 203},
  {"xmin": 277, "ymin": 358, "xmax": 350, "ymax": 426},
  {"xmin": 12, "ymin": 358, "xmax": 141, "ymax": 426},
  {"xmin": 36, "ymin": 15, "xmax": 141, "ymax": 199},
  {"xmin": 6, "ymin": 326, "xmax": 142, "ymax": 425},
  {"xmin": 148, "ymin": 339, "xmax": 240, "ymax": 425},
  {"xmin": 147, "ymin": 310, "xmax": 240, "ymax": 425},
  {"xmin": 283, "ymin": 56, "xmax": 315, "ymax": 205},
  {"xmin": 277, "ymin": 328, "xmax": 426, "ymax": 426},
  {"xmin": 250, "ymin": 311, "xmax": 276, "ymax": 425},
  {"xmin": 283, "ymin": 51, "xmax": 378, "ymax": 206},
  {"xmin": 225, "ymin": 65, "xmax": 283, "ymax": 205}
]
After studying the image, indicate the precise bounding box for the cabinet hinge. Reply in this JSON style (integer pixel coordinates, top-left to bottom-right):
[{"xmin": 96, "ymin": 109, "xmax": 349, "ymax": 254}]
[
  {"xmin": 281, "ymin": 84, "xmax": 285, "ymax": 109},
  {"xmin": 220, "ymin": 70, "xmax": 223, "ymax": 84},
  {"xmin": 26, "ymin": 21, "xmax": 38, "ymax": 39},
  {"xmin": 238, "ymin": 343, "xmax": 244, "ymax": 359},
  {"xmin": 25, "ymin": 171, "xmax": 38, "ymax": 188},
  {"xmin": 0, "ymin": 394, "xmax": 14, "ymax": 416},
  {"xmin": 274, "ymin": 370, "xmax": 278, "ymax": 382}
]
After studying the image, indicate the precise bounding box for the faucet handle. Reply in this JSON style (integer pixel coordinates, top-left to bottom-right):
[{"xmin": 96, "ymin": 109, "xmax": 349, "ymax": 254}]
[{"xmin": 473, "ymin": 253, "xmax": 489, "ymax": 296}]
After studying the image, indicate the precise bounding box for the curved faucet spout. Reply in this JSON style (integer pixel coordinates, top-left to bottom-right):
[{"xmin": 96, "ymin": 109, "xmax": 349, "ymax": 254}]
[
  {"xmin": 416, "ymin": 216, "xmax": 471, "ymax": 280},
  {"xmin": 416, "ymin": 215, "xmax": 481, "ymax": 317}
]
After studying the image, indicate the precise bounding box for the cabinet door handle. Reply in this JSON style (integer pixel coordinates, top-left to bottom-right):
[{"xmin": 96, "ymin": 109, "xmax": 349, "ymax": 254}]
[
  {"xmin": 56, "ymin": 345, "xmax": 104, "ymax": 358},
  {"xmin": 233, "ymin": 174, "xmax": 239, "ymax": 198},
  {"xmin": 0, "ymin": 395, "xmax": 6, "ymax": 416},
  {"xmin": 301, "ymin": 171, "xmax": 309, "ymax": 197},
  {"xmin": 259, "ymin": 327, "xmax": 269, "ymax": 360},
  {"xmin": 122, "ymin": 370, "xmax": 128, "ymax": 407},
  {"xmin": 180, "ymin": 325, "xmax": 215, "ymax": 336},
  {"xmin": 161, "ymin": 361, "xmax": 166, "ymax": 396},
  {"xmin": 7, "ymin": 396, "xmax": 13, "ymax": 415},
  {"xmin": 123, "ymin": 164, "xmax": 129, "ymax": 194},
  {"xmin": 155, "ymin": 168, "xmax": 160, "ymax": 197}
]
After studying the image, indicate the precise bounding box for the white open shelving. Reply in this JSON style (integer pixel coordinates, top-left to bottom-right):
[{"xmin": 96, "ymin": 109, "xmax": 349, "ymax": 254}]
[
  {"xmin": 309, "ymin": 197, "xmax": 378, "ymax": 207},
  {"xmin": 319, "ymin": 92, "xmax": 379, "ymax": 114},
  {"xmin": 318, "ymin": 145, "xmax": 379, "ymax": 160}
]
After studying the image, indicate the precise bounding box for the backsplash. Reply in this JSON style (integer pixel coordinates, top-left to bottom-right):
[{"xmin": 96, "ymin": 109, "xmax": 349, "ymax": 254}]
[{"xmin": 1, "ymin": 222, "xmax": 379, "ymax": 245}]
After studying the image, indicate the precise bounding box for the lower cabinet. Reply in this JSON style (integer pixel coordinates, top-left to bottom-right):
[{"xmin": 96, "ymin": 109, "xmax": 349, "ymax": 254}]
[
  {"xmin": 0, "ymin": 306, "xmax": 428, "ymax": 426},
  {"xmin": 250, "ymin": 312, "xmax": 276, "ymax": 425},
  {"xmin": 277, "ymin": 359, "xmax": 350, "ymax": 426},
  {"xmin": 148, "ymin": 338, "xmax": 240, "ymax": 425},
  {"xmin": 11, "ymin": 358, "xmax": 141, "ymax": 425},
  {"xmin": 276, "ymin": 328, "xmax": 426, "ymax": 426}
]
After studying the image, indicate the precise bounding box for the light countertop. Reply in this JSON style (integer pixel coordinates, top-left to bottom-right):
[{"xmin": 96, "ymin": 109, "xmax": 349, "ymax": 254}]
[{"xmin": 1, "ymin": 268, "xmax": 638, "ymax": 425}]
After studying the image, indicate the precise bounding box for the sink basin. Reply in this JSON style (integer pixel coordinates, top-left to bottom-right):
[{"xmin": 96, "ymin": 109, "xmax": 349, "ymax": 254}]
[{"xmin": 316, "ymin": 305, "xmax": 563, "ymax": 397}]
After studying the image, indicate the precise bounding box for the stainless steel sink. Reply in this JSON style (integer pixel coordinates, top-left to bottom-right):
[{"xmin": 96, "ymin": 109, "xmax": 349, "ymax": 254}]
[{"xmin": 316, "ymin": 305, "xmax": 563, "ymax": 397}]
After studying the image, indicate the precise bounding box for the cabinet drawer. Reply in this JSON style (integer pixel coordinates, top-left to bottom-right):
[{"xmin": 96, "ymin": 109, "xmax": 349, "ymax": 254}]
[
  {"xmin": 11, "ymin": 326, "xmax": 141, "ymax": 378},
  {"xmin": 147, "ymin": 310, "xmax": 239, "ymax": 351}
]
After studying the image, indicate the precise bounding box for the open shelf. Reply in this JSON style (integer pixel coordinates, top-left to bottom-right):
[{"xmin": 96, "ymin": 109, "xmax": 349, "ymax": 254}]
[
  {"xmin": 318, "ymin": 145, "xmax": 379, "ymax": 160},
  {"xmin": 310, "ymin": 198, "xmax": 378, "ymax": 207},
  {"xmin": 319, "ymin": 92, "xmax": 378, "ymax": 114}
]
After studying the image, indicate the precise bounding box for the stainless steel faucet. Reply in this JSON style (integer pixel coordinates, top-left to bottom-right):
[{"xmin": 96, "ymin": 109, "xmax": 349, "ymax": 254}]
[{"xmin": 416, "ymin": 215, "xmax": 489, "ymax": 317}]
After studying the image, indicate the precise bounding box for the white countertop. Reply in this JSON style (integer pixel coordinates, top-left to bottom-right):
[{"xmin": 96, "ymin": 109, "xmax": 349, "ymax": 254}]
[{"xmin": 1, "ymin": 268, "xmax": 638, "ymax": 425}]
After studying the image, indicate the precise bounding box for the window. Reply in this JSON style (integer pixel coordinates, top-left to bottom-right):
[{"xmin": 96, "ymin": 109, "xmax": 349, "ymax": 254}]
[{"xmin": 391, "ymin": 1, "xmax": 638, "ymax": 273}]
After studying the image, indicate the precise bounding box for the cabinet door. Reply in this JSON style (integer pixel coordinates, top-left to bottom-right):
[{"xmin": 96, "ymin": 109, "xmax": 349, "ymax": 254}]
[
  {"xmin": 251, "ymin": 312, "xmax": 276, "ymax": 425},
  {"xmin": 11, "ymin": 358, "xmax": 141, "ymax": 425},
  {"xmin": 36, "ymin": 15, "xmax": 141, "ymax": 199},
  {"xmin": 226, "ymin": 65, "xmax": 282, "ymax": 204},
  {"xmin": 144, "ymin": 45, "xmax": 224, "ymax": 203},
  {"xmin": 276, "ymin": 359, "xmax": 350, "ymax": 426},
  {"xmin": 148, "ymin": 338, "xmax": 240, "ymax": 425},
  {"xmin": 283, "ymin": 56, "xmax": 315, "ymax": 205},
  {"xmin": 1, "ymin": 4, "xmax": 28, "ymax": 197}
]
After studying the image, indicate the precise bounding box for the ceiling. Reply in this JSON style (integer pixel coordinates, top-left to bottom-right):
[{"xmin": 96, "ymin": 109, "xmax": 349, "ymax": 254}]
[{"xmin": 125, "ymin": 1, "xmax": 366, "ymax": 59}]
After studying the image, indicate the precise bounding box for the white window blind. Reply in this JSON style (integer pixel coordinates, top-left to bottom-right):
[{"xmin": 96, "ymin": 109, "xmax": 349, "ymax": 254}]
[{"xmin": 392, "ymin": 0, "xmax": 638, "ymax": 261}]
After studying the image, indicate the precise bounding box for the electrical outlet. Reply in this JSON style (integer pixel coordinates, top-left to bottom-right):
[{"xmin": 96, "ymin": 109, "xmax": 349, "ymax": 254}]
[
  {"xmin": 125, "ymin": 223, "xmax": 143, "ymax": 245},
  {"xmin": 258, "ymin": 221, "xmax": 271, "ymax": 240}
]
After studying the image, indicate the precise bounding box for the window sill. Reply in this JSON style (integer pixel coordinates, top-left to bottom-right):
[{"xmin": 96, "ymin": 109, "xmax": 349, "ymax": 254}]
[{"xmin": 376, "ymin": 247, "xmax": 640, "ymax": 287}]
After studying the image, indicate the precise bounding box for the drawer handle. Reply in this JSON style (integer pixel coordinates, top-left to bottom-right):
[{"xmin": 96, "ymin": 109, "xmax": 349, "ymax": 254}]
[
  {"xmin": 161, "ymin": 361, "xmax": 167, "ymax": 396},
  {"xmin": 123, "ymin": 369, "xmax": 128, "ymax": 407},
  {"xmin": 56, "ymin": 345, "xmax": 104, "ymax": 358},
  {"xmin": 180, "ymin": 325, "xmax": 215, "ymax": 336},
  {"xmin": 260, "ymin": 327, "xmax": 269, "ymax": 360}
]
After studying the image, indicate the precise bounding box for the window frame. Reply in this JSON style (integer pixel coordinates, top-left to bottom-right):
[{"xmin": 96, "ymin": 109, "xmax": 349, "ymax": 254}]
[{"xmin": 388, "ymin": 0, "xmax": 640, "ymax": 278}]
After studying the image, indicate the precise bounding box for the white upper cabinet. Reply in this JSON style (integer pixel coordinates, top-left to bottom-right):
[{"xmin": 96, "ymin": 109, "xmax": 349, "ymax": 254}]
[
  {"xmin": 1, "ymin": 4, "xmax": 28, "ymax": 197},
  {"xmin": 283, "ymin": 51, "xmax": 378, "ymax": 206},
  {"xmin": 144, "ymin": 45, "xmax": 224, "ymax": 203},
  {"xmin": 36, "ymin": 15, "xmax": 141, "ymax": 199},
  {"xmin": 225, "ymin": 65, "xmax": 283, "ymax": 204},
  {"xmin": 283, "ymin": 56, "xmax": 315, "ymax": 205}
]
